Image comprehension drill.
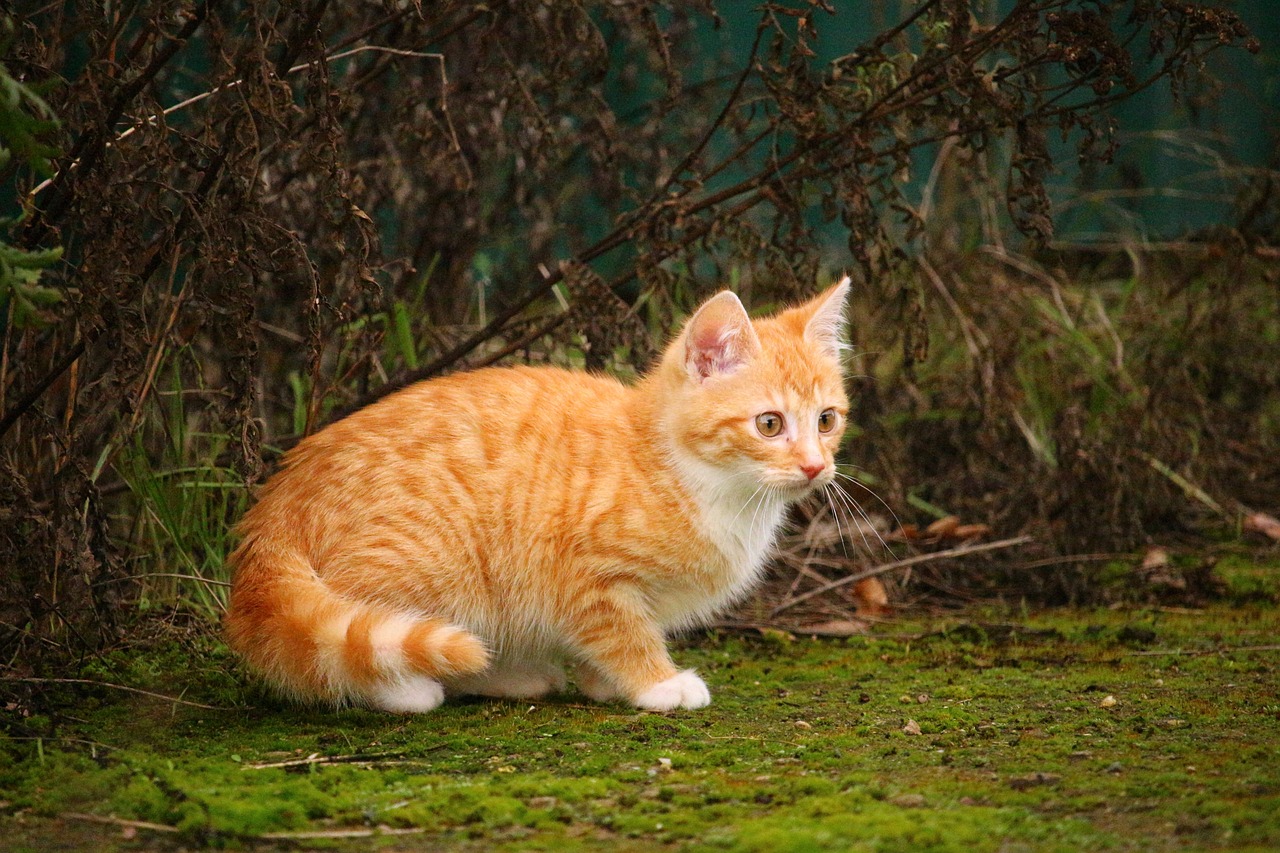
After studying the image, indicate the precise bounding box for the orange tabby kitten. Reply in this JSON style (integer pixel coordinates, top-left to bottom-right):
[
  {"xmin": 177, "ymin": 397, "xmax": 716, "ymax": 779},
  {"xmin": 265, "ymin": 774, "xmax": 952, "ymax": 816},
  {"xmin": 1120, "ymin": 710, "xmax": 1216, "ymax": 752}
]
[{"xmin": 224, "ymin": 279, "xmax": 850, "ymax": 712}]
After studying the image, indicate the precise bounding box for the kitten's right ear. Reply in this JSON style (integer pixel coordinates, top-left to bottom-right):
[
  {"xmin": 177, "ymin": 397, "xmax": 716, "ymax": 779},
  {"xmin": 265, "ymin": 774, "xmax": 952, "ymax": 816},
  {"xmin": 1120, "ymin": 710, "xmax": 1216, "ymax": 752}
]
[{"xmin": 683, "ymin": 291, "xmax": 760, "ymax": 382}]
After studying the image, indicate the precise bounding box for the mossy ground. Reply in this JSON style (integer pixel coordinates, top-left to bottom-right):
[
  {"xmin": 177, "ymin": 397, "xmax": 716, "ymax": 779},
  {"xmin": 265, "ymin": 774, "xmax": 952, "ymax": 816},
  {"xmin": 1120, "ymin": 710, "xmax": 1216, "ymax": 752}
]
[{"xmin": 3, "ymin": 559, "xmax": 1278, "ymax": 852}]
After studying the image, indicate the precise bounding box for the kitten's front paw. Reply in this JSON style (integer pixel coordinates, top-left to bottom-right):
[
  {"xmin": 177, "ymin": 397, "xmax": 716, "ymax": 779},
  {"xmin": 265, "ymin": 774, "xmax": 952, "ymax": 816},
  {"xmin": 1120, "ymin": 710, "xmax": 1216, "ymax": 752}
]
[{"xmin": 633, "ymin": 670, "xmax": 711, "ymax": 711}]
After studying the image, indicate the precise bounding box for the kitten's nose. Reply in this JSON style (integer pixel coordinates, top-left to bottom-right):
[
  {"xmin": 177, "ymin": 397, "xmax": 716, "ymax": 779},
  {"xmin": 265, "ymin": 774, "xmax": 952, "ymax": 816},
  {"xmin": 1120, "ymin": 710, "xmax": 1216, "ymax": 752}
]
[{"xmin": 799, "ymin": 460, "xmax": 826, "ymax": 481}]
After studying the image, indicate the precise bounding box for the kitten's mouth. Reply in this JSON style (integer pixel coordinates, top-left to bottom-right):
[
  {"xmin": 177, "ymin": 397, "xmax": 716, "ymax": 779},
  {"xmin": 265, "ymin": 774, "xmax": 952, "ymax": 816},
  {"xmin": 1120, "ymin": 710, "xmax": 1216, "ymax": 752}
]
[{"xmin": 784, "ymin": 477, "xmax": 828, "ymax": 495}]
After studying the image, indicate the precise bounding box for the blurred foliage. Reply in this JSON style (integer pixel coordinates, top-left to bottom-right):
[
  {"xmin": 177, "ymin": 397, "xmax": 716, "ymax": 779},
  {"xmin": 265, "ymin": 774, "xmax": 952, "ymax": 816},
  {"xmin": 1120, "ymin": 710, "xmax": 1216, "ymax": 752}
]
[{"xmin": 0, "ymin": 52, "xmax": 64, "ymax": 328}]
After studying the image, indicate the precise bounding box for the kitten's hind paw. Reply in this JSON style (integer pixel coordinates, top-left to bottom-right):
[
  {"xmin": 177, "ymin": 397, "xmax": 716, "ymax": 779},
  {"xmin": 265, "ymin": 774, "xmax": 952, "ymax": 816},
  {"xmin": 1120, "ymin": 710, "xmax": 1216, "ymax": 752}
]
[
  {"xmin": 633, "ymin": 670, "xmax": 711, "ymax": 711},
  {"xmin": 368, "ymin": 675, "xmax": 445, "ymax": 713}
]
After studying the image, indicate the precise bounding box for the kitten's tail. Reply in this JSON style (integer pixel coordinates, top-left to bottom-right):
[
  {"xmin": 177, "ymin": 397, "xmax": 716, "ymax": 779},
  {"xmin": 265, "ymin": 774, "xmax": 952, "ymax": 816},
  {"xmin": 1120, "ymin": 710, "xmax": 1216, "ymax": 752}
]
[{"xmin": 223, "ymin": 540, "xmax": 489, "ymax": 708}]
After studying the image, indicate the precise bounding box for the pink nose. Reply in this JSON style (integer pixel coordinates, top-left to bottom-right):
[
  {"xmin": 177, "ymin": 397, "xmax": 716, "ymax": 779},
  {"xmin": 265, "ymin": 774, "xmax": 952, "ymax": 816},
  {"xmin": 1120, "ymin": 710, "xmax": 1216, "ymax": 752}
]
[{"xmin": 800, "ymin": 461, "xmax": 826, "ymax": 481}]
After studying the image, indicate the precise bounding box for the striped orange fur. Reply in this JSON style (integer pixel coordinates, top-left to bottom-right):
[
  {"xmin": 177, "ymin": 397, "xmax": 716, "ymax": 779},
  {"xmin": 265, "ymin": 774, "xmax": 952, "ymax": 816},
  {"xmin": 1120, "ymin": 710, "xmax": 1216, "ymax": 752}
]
[{"xmin": 224, "ymin": 279, "xmax": 851, "ymax": 712}]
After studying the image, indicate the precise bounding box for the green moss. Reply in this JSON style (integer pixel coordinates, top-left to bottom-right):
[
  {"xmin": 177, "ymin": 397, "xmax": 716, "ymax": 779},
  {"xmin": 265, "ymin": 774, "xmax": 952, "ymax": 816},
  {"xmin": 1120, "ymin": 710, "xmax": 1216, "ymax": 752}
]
[
  {"xmin": 1215, "ymin": 553, "xmax": 1280, "ymax": 602},
  {"xmin": 2, "ymin": 600, "xmax": 1278, "ymax": 851}
]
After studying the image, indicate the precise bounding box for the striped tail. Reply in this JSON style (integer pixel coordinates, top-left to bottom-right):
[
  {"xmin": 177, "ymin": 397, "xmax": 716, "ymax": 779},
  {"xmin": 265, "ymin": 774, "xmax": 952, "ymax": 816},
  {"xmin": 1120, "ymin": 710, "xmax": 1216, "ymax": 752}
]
[{"xmin": 223, "ymin": 541, "xmax": 489, "ymax": 712}]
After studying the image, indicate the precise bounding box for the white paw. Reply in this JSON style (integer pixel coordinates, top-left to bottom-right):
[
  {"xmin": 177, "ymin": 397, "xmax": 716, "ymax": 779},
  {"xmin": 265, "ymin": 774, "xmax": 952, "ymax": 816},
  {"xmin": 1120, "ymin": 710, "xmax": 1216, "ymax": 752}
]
[
  {"xmin": 368, "ymin": 675, "xmax": 445, "ymax": 713},
  {"xmin": 633, "ymin": 670, "xmax": 711, "ymax": 711}
]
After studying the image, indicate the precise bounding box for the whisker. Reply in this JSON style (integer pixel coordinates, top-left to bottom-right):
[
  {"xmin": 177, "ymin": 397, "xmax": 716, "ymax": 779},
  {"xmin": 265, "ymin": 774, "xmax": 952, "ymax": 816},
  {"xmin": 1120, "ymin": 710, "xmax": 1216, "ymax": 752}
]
[
  {"xmin": 826, "ymin": 482, "xmax": 876, "ymax": 556},
  {"xmin": 748, "ymin": 484, "xmax": 778, "ymax": 553},
  {"xmin": 827, "ymin": 479, "xmax": 892, "ymax": 556},
  {"xmin": 728, "ymin": 483, "xmax": 768, "ymax": 529},
  {"xmin": 821, "ymin": 484, "xmax": 850, "ymax": 560},
  {"xmin": 833, "ymin": 469, "xmax": 904, "ymax": 537}
]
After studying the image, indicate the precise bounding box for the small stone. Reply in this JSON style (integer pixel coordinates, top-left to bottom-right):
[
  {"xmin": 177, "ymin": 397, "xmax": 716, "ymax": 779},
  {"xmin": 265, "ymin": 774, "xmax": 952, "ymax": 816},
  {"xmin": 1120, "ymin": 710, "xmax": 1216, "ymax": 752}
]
[
  {"xmin": 1100, "ymin": 695, "xmax": 1118, "ymax": 708},
  {"xmin": 903, "ymin": 719, "xmax": 922, "ymax": 736},
  {"xmin": 916, "ymin": 694, "xmax": 930, "ymax": 704},
  {"xmin": 899, "ymin": 694, "xmax": 914, "ymax": 704},
  {"xmin": 794, "ymin": 720, "xmax": 812, "ymax": 730},
  {"xmin": 1105, "ymin": 762, "xmax": 1123, "ymax": 774},
  {"xmin": 889, "ymin": 793, "xmax": 926, "ymax": 808}
]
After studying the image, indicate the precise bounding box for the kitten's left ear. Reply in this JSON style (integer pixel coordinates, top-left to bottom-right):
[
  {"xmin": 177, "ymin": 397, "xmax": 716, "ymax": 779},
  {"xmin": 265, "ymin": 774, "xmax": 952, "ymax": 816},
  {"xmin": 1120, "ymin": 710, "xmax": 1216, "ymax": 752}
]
[{"xmin": 804, "ymin": 276, "xmax": 851, "ymax": 360}]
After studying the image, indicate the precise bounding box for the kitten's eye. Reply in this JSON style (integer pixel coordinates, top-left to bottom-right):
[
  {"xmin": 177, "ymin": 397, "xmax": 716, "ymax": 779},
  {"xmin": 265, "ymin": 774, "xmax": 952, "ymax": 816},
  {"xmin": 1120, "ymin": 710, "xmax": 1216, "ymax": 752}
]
[
  {"xmin": 755, "ymin": 412, "xmax": 784, "ymax": 438},
  {"xmin": 818, "ymin": 408, "xmax": 839, "ymax": 434}
]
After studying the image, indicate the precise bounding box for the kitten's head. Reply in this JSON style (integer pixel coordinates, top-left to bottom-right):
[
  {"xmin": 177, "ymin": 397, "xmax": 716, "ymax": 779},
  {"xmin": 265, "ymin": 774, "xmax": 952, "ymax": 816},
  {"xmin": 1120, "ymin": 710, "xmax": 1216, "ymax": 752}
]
[{"xmin": 656, "ymin": 279, "xmax": 851, "ymax": 499}]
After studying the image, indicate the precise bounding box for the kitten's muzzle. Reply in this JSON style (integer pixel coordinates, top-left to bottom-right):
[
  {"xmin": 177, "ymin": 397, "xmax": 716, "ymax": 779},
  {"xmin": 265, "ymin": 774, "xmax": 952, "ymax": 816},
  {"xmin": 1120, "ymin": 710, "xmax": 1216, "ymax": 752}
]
[{"xmin": 799, "ymin": 460, "xmax": 827, "ymax": 481}]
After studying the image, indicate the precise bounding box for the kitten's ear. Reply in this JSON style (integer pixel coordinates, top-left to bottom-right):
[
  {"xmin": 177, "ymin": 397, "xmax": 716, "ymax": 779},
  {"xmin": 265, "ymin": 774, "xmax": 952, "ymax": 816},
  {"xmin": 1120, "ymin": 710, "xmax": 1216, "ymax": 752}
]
[
  {"xmin": 683, "ymin": 291, "xmax": 761, "ymax": 381},
  {"xmin": 803, "ymin": 276, "xmax": 851, "ymax": 360}
]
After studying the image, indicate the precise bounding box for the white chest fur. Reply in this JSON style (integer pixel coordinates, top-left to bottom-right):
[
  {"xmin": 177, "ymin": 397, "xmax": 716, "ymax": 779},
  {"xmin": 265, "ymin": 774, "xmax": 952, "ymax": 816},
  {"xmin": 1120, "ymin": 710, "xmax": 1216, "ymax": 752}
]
[
  {"xmin": 660, "ymin": 452, "xmax": 790, "ymax": 628},
  {"xmin": 700, "ymin": 486, "xmax": 787, "ymax": 581}
]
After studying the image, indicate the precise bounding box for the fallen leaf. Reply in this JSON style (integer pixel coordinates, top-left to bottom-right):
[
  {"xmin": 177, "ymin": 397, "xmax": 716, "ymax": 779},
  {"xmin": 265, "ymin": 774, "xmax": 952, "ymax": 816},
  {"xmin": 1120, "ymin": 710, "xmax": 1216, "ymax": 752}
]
[
  {"xmin": 1243, "ymin": 512, "xmax": 1280, "ymax": 542},
  {"xmin": 889, "ymin": 523, "xmax": 921, "ymax": 541},
  {"xmin": 892, "ymin": 518, "xmax": 994, "ymax": 543},
  {"xmin": 851, "ymin": 576, "xmax": 891, "ymax": 616},
  {"xmin": 952, "ymin": 523, "xmax": 992, "ymax": 540},
  {"xmin": 798, "ymin": 619, "xmax": 870, "ymax": 637},
  {"xmin": 925, "ymin": 515, "xmax": 961, "ymax": 539}
]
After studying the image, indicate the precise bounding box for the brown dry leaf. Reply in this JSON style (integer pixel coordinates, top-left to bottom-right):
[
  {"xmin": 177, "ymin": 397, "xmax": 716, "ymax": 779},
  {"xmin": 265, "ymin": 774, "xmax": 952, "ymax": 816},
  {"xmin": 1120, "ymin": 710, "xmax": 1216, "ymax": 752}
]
[
  {"xmin": 895, "ymin": 517, "xmax": 993, "ymax": 542},
  {"xmin": 924, "ymin": 515, "xmax": 961, "ymax": 539},
  {"xmin": 851, "ymin": 576, "xmax": 891, "ymax": 616},
  {"xmin": 889, "ymin": 523, "xmax": 920, "ymax": 541},
  {"xmin": 1243, "ymin": 512, "xmax": 1280, "ymax": 542},
  {"xmin": 952, "ymin": 523, "xmax": 992, "ymax": 540},
  {"xmin": 797, "ymin": 619, "xmax": 870, "ymax": 638}
]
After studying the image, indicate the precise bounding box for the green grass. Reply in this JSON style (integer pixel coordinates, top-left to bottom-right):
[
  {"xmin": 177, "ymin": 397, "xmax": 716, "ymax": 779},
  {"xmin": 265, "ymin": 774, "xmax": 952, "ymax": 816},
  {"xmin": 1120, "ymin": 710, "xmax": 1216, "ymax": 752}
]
[{"xmin": 3, "ymin": 584, "xmax": 1279, "ymax": 851}]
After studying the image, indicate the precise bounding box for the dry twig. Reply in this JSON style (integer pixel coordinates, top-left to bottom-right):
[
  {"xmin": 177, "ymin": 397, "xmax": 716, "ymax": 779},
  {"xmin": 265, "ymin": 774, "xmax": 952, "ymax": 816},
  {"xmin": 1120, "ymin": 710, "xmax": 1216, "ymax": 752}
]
[{"xmin": 771, "ymin": 536, "xmax": 1034, "ymax": 616}]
